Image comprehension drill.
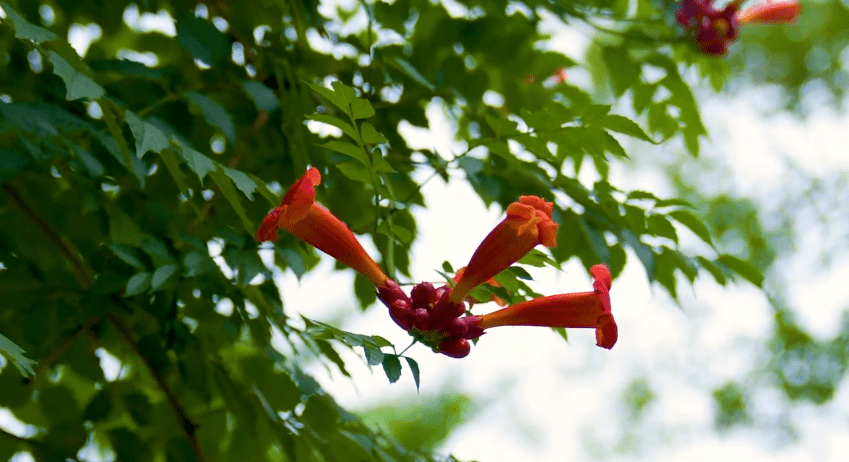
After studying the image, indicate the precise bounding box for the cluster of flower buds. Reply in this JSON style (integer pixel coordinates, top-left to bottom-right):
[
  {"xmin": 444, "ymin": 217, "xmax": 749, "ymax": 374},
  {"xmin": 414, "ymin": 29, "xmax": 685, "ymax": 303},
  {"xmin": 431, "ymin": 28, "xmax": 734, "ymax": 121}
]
[
  {"xmin": 676, "ymin": 0, "xmax": 801, "ymax": 55},
  {"xmin": 377, "ymin": 279, "xmax": 480, "ymax": 358},
  {"xmin": 258, "ymin": 168, "xmax": 618, "ymax": 358}
]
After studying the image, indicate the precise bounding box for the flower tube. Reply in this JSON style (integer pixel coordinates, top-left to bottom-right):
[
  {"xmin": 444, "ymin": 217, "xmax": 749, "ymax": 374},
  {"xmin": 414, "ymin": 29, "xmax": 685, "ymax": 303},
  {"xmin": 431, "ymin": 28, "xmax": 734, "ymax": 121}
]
[
  {"xmin": 452, "ymin": 267, "xmax": 508, "ymax": 307},
  {"xmin": 737, "ymin": 1, "xmax": 800, "ymax": 24},
  {"xmin": 256, "ymin": 167, "xmax": 389, "ymax": 287},
  {"xmin": 469, "ymin": 264, "xmax": 617, "ymax": 349},
  {"xmin": 449, "ymin": 195, "xmax": 558, "ymax": 303}
]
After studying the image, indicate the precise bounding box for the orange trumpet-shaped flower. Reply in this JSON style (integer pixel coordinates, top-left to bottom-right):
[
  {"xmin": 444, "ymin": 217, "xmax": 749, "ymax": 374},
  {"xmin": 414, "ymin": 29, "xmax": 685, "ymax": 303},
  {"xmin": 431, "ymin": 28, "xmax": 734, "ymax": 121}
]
[
  {"xmin": 452, "ymin": 266, "xmax": 508, "ymax": 307},
  {"xmin": 256, "ymin": 167, "xmax": 389, "ymax": 287},
  {"xmin": 449, "ymin": 195, "xmax": 558, "ymax": 303},
  {"xmin": 474, "ymin": 264, "xmax": 617, "ymax": 349},
  {"xmin": 737, "ymin": 1, "xmax": 800, "ymax": 24}
]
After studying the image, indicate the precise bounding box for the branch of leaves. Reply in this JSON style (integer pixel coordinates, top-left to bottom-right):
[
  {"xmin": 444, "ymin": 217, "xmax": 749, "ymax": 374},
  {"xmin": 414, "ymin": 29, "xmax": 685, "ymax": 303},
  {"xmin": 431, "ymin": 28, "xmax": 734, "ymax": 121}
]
[
  {"xmin": 303, "ymin": 81, "xmax": 394, "ymax": 189},
  {"xmin": 469, "ymin": 106, "xmax": 656, "ymax": 178},
  {"xmin": 619, "ymin": 190, "xmax": 764, "ymax": 291},
  {"xmin": 301, "ymin": 317, "xmax": 421, "ymax": 390},
  {"xmin": 437, "ymin": 259, "xmax": 547, "ymax": 307}
]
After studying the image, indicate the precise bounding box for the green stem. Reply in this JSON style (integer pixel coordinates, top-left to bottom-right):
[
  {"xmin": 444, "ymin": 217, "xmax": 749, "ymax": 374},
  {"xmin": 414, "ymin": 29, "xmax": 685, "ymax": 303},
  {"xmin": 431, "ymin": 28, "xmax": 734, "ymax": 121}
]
[{"xmin": 398, "ymin": 339, "xmax": 417, "ymax": 356}]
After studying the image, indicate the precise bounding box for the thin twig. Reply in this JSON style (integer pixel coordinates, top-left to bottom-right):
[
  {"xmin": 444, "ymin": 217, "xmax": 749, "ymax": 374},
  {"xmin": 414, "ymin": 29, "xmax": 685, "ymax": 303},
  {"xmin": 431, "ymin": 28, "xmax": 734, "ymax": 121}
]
[
  {"xmin": 106, "ymin": 312, "xmax": 208, "ymax": 462},
  {"xmin": 2, "ymin": 184, "xmax": 94, "ymax": 289},
  {"xmin": 398, "ymin": 339, "xmax": 417, "ymax": 356}
]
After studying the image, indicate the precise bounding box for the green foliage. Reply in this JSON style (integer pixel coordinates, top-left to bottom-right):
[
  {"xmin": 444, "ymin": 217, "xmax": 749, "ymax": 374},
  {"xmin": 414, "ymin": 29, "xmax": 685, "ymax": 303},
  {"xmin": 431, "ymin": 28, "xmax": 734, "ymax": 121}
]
[{"xmin": 0, "ymin": 0, "xmax": 788, "ymax": 459}]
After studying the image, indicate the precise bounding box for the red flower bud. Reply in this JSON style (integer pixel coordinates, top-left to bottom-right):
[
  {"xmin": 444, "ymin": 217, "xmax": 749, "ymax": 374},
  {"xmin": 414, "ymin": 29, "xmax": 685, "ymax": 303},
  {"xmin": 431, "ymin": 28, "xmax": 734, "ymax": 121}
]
[{"xmin": 438, "ymin": 337, "xmax": 471, "ymax": 358}]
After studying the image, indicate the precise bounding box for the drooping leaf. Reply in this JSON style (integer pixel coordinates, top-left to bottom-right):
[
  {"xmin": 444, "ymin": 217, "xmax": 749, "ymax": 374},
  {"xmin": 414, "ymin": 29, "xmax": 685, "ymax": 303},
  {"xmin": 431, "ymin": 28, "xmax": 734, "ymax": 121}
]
[
  {"xmin": 242, "ymin": 81, "xmax": 279, "ymax": 112},
  {"xmin": 1, "ymin": 2, "xmax": 58, "ymax": 43},
  {"xmin": 176, "ymin": 16, "xmax": 229, "ymax": 66},
  {"xmin": 47, "ymin": 52, "xmax": 105, "ymax": 101},
  {"xmin": 381, "ymin": 355, "xmax": 402, "ymax": 384},
  {"xmin": 178, "ymin": 143, "xmax": 217, "ymax": 182},
  {"xmin": 185, "ymin": 91, "xmax": 236, "ymax": 146},
  {"xmin": 126, "ymin": 111, "xmax": 170, "ymax": 158},
  {"xmin": 0, "ymin": 333, "xmax": 37, "ymax": 377}
]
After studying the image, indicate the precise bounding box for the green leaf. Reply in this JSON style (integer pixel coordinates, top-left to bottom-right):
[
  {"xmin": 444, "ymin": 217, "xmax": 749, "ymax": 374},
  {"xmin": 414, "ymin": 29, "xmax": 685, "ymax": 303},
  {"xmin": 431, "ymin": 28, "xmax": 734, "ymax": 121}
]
[
  {"xmin": 0, "ymin": 333, "xmax": 37, "ymax": 377},
  {"xmin": 82, "ymin": 390, "xmax": 113, "ymax": 423},
  {"xmin": 354, "ymin": 273, "xmax": 378, "ymax": 310},
  {"xmin": 381, "ymin": 355, "xmax": 402, "ymax": 384},
  {"xmin": 178, "ymin": 143, "xmax": 217, "ymax": 182},
  {"xmin": 301, "ymin": 395, "xmax": 339, "ymax": 433},
  {"xmin": 304, "ymin": 81, "xmax": 352, "ymax": 117},
  {"xmin": 669, "ymin": 210, "xmax": 714, "ymax": 246},
  {"xmin": 108, "ymin": 244, "xmax": 147, "ymax": 270},
  {"xmin": 209, "ymin": 166, "xmax": 255, "ymax": 231},
  {"xmin": 390, "ymin": 56, "xmax": 436, "ymax": 91},
  {"xmin": 125, "ymin": 111, "xmax": 169, "ymax": 158},
  {"xmin": 182, "ymin": 251, "xmax": 217, "ymax": 277},
  {"xmin": 603, "ymin": 114, "xmax": 656, "ymax": 143},
  {"xmin": 150, "ymin": 264, "xmax": 178, "ymax": 292},
  {"xmin": 647, "ymin": 215, "xmax": 678, "ymax": 243},
  {"xmin": 186, "ymin": 92, "xmax": 236, "ymax": 146},
  {"xmin": 363, "ymin": 345, "xmax": 384, "ymax": 366},
  {"xmin": 1, "ymin": 2, "xmax": 58, "ymax": 43},
  {"xmin": 242, "ymin": 80, "xmax": 279, "ymax": 112},
  {"xmin": 223, "ymin": 167, "xmax": 257, "ymax": 199},
  {"xmin": 350, "ymin": 97, "xmax": 375, "ymax": 120},
  {"xmin": 621, "ymin": 230, "xmax": 656, "ymax": 280},
  {"xmin": 697, "ymin": 256, "xmax": 727, "ymax": 285},
  {"xmin": 360, "ymin": 122, "xmax": 388, "ymax": 144},
  {"xmin": 405, "ymin": 357, "xmax": 420, "ymax": 392},
  {"xmin": 124, "ymin": 272, "xmax": 151, "ymax": 296},
  {"xmin": 176, "ymin": 16, "xmax": 229, "ymax": 66},
  {"xmin": 315, "ymin": 340, "xmax": 351, "ymax": 377},
  {"xmin": 158, "ymin": 148, "xmax": 190, "ymax": 195},
  {"xmin": 578, "ymin": 215, "xmax": 610, "ymax": 263},
  {"xmin": 39, "ymin": 385, "xmax": 82, "ymax": 422},
  {"xmin": 552, "ymin": 327, "xmax": 569, "ymax": 343},
  {"xmin": 601, "ymin": 47, "xmax": 639, "ymax": 97},
  {"xmin": 306, "ymin": 114, "xmax": 359, "ymax": 141},
  {"xmin": 324, "ymin": 140, "xmax": 369, "ymax": 167},
  {"xmin": 105, "ymin": 203, "xmax": 150, "ymax": 246},
  {"xmin": 47, "ymin": 51, "xmax": 105, "ymax": 101},
  {"xmin": 89, "ymin": 59, "xmax": 171, "ymax": 79},
  {"xmin": 717, "ymin": 255, "xmax": 764, "ymax": 287}
]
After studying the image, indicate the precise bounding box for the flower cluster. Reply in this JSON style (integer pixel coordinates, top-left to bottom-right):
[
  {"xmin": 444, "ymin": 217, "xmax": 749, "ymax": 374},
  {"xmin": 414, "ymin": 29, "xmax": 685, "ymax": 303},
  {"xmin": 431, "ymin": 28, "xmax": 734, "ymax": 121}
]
[
  {"xmin": 257, "ymin": 168, "xmax": 618, "ymax": 358},
  {"xmin": 676, "ymin": 0, "xmax": 801, "ymax": 55}
]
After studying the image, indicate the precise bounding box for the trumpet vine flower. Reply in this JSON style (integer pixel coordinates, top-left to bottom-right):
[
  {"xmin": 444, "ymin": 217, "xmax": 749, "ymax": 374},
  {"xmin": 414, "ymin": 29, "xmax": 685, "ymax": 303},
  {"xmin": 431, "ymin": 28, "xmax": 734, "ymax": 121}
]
[
  {"xmin": 467, "ymin": 264, "xmax": 618, "ymax": 350},
  {"xmin": 449, "ymin": 195, "xmax": 558, "ymax": 304},
  {"xmin": 737, "ymin": 1, "xmax": 801, "ymax": 23},
  {"xmin": 452, "ymin": 267, "xmax": 508, "ymax": 307},
  {"xmin": 676, "ymin": 0, "xmax": 800, "ymax": 55},
  {"xmin": 256, "ymin": 167, "xmax": 389, "ymax": 287}
]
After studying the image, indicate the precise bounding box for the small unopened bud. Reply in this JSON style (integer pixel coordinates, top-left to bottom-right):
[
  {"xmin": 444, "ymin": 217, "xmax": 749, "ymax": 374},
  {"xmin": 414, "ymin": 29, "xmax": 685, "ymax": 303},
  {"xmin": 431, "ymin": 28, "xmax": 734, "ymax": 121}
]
[
  {"xmin": 388, "ymin": 300, "xmax": 413, "ymax": 331},
  {"xmin": 429, "ymin": 291, "xmax": 466, "ymax": 329},
  {"xmin": 441, "ymin": 317, "xmax": 469, "ymax": 337},
  {"xmin": 438, "ymin": 337, "xmax": 471, "ymax": 358},
  {"xmin": 411, "ymin": 282, "xmax": 437, "ymax": 310},
  {"xmin": 412, "ymin": 308, "xmax": 431, "ymax": 330}
]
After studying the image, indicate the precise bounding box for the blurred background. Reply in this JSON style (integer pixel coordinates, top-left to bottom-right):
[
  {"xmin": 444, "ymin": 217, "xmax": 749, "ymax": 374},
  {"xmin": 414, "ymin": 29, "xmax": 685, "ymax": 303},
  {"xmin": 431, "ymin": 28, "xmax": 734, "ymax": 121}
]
[
  {"xmin": 2, "ymin": 0, "xmax": 849, "ymax": 461},
  {"xmin": 279, "ymin": 1, "xmax": 849, "ymax": 461}
]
